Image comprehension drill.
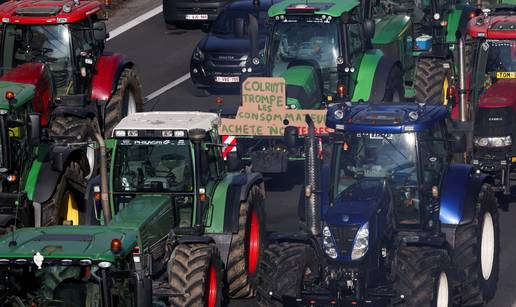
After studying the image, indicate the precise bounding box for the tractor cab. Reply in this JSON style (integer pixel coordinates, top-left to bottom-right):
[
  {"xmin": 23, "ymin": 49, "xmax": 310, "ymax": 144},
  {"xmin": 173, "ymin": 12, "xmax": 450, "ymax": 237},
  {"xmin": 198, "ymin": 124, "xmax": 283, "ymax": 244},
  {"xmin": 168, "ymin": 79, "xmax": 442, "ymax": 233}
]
[
  {"xmin": 0, "ymin": 0, "xmax": 106, "ymax": 96},
  {"xmin": 325, "ymin": 104, "xmax": 450, "ymax": 249},
  {"xmin": 261, "ymin": 1, "xmax": 377, "ymax": 109},
  {"xmin": 110, "ymin": 112, "xmax": 223, "ymax": 231}
]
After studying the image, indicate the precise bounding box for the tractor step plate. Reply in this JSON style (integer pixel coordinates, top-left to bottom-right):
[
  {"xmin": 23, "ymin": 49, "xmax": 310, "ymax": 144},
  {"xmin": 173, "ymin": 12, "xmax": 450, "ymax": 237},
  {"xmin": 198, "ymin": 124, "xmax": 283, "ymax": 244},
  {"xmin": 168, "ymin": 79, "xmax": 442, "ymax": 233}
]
[{"xmin": 152, "ymin": 281, "xmax": 184, "ymax": 297}]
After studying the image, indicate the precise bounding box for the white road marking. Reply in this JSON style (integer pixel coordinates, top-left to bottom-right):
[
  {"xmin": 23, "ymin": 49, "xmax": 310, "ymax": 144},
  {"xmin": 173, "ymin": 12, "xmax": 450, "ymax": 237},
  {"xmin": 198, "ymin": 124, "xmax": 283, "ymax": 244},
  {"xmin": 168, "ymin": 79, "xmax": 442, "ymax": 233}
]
[
  {"xmin": 145, "ymin": 73, "xmax": 191, "ymax": 102},
  {"xmin": 107, "ymin": 5, "xmax": 163, "ymax": 41}
]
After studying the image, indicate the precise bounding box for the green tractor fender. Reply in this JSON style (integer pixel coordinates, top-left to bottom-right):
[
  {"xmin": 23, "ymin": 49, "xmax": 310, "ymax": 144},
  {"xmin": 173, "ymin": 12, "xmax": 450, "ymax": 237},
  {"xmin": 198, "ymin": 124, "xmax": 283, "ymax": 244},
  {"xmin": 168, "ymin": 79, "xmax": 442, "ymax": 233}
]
[
  {"xmin": 26, "ymin": 146, "xmax": 88, "ymax": 227},
  {"xmin": 445, "ymin": 6, "xmax": 482, "ymax": 43},
  {"xmin": 352, "ymin": 50, "xmax": 402, "ymax": 102}
]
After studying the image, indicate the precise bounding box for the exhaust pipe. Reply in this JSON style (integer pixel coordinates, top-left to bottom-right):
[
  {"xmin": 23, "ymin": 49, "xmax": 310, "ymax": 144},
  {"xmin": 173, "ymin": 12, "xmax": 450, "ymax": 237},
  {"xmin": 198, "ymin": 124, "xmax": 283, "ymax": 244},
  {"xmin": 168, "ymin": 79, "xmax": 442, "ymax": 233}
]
[
  {"xmin": 304, "ymin": 115, "xmax": 321, "ymax": 236},
  {"xmin": 93, "ymin": 131, "xmax": 111, "ymax": 224},
  {"xmin": 458, "ymin": 37, "xmax": 468, "ymax": 122}
]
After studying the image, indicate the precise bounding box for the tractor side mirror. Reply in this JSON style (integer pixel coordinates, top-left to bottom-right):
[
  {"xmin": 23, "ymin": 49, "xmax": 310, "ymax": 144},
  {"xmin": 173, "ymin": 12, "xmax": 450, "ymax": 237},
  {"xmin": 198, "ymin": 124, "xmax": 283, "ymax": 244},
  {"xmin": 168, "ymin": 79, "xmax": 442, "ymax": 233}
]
[
  {"xmin": 226, "ymin": 152, "xmax": 242, "ymax": 172},
  {"xmin": 201, "ymin": 23, "xmax": 211, "ymax": 33},
  {"xmin": 234, "ymin": 18, "xmax": 245, "ymax": 38},
  {"xmin": 28, "ymin": 113, "xmax": 41, "ymax": 145},
  {"xmin": 451, "ymin": 131, "xmax": 466, "ymax": 153},
  {"xmin": 284, "ymin": 126, "xmax": 299, "ymax": 149},
  {"xmin": 93, "ymin": 21, "xmax": 108, "ymax": 41},
  {"xmin": 363, "ymin": 19, "xmax": 375, "ymax": 41}
]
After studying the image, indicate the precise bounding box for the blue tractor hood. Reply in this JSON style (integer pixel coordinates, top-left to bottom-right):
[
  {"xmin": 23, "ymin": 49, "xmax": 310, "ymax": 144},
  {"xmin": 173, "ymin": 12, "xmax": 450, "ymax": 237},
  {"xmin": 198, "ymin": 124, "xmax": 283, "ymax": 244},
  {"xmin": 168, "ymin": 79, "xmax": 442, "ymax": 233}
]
[{"xmin": 324, "ymin": 179, "xmax": 387, "ymax": 225}]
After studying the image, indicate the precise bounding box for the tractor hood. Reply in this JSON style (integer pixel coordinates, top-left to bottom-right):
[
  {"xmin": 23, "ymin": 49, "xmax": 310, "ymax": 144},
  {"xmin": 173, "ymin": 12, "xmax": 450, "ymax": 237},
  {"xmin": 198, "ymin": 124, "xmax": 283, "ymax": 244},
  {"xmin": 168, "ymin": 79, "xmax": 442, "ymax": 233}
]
[
  {"xmin": 0, "ymin": 226, "xmax": 137, "ymax": 262},
  {"xmin": 478, "ymin": 79, "xmax": 516, "ymax": 111},
  {"xmin": 0, "ymin": 81, "xmax": 35, "ymax": 110},
  {"xmin": 324, "ymin": 179, "xmax": 387, "ymax": 225}
]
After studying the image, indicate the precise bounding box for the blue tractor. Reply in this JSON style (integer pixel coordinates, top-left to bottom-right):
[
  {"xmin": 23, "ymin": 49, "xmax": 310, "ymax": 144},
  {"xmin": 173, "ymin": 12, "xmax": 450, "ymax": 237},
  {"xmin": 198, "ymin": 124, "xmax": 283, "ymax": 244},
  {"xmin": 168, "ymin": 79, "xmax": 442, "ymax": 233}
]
[{"xmin": 257, "ymin": 103, "xmax": 500, "ymax": 306}]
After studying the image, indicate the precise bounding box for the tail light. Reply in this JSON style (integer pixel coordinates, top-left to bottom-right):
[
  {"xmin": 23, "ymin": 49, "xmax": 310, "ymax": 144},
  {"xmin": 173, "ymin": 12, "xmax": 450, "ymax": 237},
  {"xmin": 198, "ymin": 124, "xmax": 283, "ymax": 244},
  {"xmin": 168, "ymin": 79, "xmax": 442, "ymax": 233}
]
[
  {"xmin": 446, "ymin": 86, "xmax": 456, "ymax": 101},
  {"xmin": 337, "ymin": 83, "xmax": 346, "ymax": 98}
]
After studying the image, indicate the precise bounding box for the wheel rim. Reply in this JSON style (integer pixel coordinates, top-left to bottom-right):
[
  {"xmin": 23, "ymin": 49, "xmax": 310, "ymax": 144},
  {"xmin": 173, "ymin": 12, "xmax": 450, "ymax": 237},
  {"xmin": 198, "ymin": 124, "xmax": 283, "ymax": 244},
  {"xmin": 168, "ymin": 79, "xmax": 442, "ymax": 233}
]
[
  {"xmin": 61, "ymin": 191, "xmax": 79, "ymax": 225},
  {"xmin": 442, "ymin": 76, "xmax": 449, "ymax": 106},
  {"xmin": 206, "ymin": 263, "xmax": 218, "ymax": 307},
  {"xmin": 126, "ymin": 90, "xmax": 137, "ymax": 115},
  {"xmin": 481, "ymin": 211, "xmax": 495, "ymax": 280},
  {"xmin": 247, "ymin": 207, "xmax": 260, "ymax": 275},
  {"xmin": 436, "ymin": 271, "xmax": 449, "ymax": 307}
]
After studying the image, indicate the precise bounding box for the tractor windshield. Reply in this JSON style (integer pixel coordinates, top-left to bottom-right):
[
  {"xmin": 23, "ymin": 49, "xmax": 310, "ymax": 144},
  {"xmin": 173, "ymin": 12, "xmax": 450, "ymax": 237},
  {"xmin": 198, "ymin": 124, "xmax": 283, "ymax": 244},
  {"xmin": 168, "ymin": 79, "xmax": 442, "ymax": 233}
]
[
  {"xmin": 334, "ymin": 132, "xmax": 421, "ymax": 224},
  {"xmin": 113, "ymin": 139, "xmax": 194, "ymax": 193},
  {"xmin": 481, "ymin": 40, "xmax": 516, "ymax": 86},
  {"xmin": 269, "ymin": 20, "xmax": 340, "ymax": 94},
  {"xmin": 1, "ymin": 24, "xmax": 73, "ymax": 95}
]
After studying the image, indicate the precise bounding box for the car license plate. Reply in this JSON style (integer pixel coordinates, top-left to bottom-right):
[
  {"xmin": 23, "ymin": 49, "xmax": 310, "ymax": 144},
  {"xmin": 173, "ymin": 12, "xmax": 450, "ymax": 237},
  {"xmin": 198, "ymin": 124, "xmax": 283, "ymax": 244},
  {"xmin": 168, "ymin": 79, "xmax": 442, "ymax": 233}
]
[
  {"xmin": 185, "ymin": 14, "xmax": 208, "ymax": 20},
  {"xmin": 215, "ymin": 76, "xmax": 240, "ymax": 83},
  {"xmin": 496, "ymin": 72, "xmax": 516, "ymax": 79}
]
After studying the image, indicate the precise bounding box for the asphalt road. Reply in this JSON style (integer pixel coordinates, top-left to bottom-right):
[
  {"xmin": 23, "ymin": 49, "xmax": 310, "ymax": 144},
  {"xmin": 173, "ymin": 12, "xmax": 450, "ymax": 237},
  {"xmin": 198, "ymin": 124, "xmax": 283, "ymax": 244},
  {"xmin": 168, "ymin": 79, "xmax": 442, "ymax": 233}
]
[{"xmin": 107, "ymin": 12, "xmax": 516, "ymax": 307}]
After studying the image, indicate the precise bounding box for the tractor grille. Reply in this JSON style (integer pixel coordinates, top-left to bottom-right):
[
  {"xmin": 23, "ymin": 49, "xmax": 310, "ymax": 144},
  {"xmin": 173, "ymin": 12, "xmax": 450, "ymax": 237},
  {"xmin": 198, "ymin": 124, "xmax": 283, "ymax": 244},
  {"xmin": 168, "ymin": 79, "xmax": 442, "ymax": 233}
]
[
  {"xmin": 474, "ymin": 106, "xmax": 514, "ymax": 137},
  {"xmin": 330, "ymin": 224, "xmax": 360, "ymax": 257}
]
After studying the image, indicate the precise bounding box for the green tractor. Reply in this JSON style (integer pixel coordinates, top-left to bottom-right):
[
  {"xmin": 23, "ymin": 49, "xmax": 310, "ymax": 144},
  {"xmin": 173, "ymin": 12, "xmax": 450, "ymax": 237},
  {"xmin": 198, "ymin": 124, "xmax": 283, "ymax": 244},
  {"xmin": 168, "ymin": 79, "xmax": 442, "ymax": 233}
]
[
  {"xmin": 0, "ymin": 111, "xmax": 267, "ymax": 306},
  {"xmin": 0, "ymin": 67, "xmax": 95, "ymax": 232},
  {"xmin": 249, "ymin": 0, "xmax": 412, "ymax": 108}
]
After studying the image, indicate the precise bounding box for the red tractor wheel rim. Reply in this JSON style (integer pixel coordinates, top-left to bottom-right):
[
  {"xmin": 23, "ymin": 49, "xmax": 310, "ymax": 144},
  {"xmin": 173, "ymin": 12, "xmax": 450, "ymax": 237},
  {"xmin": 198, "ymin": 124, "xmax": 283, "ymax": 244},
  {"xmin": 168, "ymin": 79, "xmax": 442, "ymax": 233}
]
[
  {"xmin": 247, "ymin": 207, "xmax": 260, "ymax": 275},
  {"xmin": 206, "ymin": 264, "xmax": 218, "ymax": 307}
]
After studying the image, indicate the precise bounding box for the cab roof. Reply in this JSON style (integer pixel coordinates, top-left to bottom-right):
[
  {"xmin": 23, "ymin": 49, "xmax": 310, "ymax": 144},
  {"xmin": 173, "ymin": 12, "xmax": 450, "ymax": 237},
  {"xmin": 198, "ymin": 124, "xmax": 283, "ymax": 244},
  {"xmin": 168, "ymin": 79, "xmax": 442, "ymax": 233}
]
[
  {"xmin": 268, "ymin": 0, "xmax": 359, "ymax": 18},
  {"xmin": 326, "ymin": 103, "xmax": 449, "ymax": 134},
  {"xmin": 0, "ymin": 0, "xmax": 102, "ymax": 25},
  {"xmin": 113, "ymin": 112, "xmax": 219, "ymax": 132}
]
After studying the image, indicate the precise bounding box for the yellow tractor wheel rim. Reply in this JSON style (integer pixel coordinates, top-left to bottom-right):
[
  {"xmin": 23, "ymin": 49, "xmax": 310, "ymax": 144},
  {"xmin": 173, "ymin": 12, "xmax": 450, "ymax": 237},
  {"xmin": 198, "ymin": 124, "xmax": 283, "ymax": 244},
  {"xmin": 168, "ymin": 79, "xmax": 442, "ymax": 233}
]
[
  {"xmin": 61, "ymin": 191, "xmax": 79, "ymax": 225},
  {"xmin": 442, "ymin": 76, "xmax": 449, "ymax": 106}
]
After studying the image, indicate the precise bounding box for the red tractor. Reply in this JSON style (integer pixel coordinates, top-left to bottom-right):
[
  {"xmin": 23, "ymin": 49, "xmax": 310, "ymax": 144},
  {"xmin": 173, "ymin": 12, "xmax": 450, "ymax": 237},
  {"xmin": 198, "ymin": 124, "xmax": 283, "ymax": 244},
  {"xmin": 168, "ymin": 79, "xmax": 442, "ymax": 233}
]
[
  {"xmin": 464, "ymin": 5, "xmax": 516, "ymax": 194},
  {"xmin": 0, "ymin": 0, "xmax": 143, "ymax": 138}
]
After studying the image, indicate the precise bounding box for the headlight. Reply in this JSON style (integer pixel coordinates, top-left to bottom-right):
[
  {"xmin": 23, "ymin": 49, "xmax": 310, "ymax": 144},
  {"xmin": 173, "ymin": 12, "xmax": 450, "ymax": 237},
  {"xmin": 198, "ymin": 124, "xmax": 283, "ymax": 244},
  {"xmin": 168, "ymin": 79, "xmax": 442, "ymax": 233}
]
[
  {"xmin": 322, "ymin": 225, "xmax": 338, "ymax": 259},
  {"xmin": 474, "ymin": 136, "xmax": 511, "ymax": 147},
  {"xmin": 193, "ymin": 47, "xmax": 204, "ymax": 61},
  {"xmin": 351, "ymin": 222, "xmax": 369, "ymax": 260}
]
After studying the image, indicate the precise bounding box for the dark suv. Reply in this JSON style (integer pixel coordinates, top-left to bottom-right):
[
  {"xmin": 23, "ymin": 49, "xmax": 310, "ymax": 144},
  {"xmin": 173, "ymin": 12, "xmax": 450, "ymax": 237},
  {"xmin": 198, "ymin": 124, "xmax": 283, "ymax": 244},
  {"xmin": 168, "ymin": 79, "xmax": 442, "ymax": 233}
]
[{"xmin": 190, "ymin": 0, "xmax": 272, "ymax": 94}]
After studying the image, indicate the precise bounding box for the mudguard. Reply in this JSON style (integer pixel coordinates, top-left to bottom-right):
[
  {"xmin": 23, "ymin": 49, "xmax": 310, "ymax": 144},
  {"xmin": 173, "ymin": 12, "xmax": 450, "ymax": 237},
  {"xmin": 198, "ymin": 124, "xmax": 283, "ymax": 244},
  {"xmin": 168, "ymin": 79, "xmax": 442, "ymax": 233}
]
[
  {"xmin": 352, "ymin": 50, "xmax": 399, "ymax": 102},
  {"xmin": 52, "ymin": 105, "xmax": 97, "ymax": 119},
  {"xmin": 90, "ymin": 52, "xmax": 134, "ymax": 103},
  {"xmin": 177, "ymin": 235, "xmax": 214, "ymax": 244},
  {"xmin": 223, "ymin": 172, "xmax": 264, "ymax": 233},
  {"xmin": 29, "ymin": 146, "xmax": 86, "ymax": 204},
  {"xmin": 440, "ymin": 163, "xmax": 490, "ymax": 225}
]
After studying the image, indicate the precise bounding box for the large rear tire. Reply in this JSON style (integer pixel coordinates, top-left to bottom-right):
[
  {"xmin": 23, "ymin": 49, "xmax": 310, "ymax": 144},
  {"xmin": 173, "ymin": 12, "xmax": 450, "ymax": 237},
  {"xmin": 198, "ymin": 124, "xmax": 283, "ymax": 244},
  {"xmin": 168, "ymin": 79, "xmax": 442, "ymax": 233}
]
[
  {"xmin": 168, "ymin": 244, "xmax": 223, "ymax": 307},
  {"xmin": 226, "ymin": 185, "xmax": 267, "ymax": 298},
  {"xmin": 104, "ymin": 67, "xmax": 144, "ymax": 138},
  {"xmin": 414, "ymin": 58, "xmax": 450, "ymax": 105},
  {"xmin": 40, "ymin": 161, "xmax": 87, "ymax": 226},
  {"xmin": 256, "ymin": 242, "xmax": 314, "ymax": 307},
  {"xmin": 393, "ymin": 246, "xmax": 453, "ymax": 307},
  {"xmin": 452, "ymin": 183, "xmax": 499, "ymax": 306}
]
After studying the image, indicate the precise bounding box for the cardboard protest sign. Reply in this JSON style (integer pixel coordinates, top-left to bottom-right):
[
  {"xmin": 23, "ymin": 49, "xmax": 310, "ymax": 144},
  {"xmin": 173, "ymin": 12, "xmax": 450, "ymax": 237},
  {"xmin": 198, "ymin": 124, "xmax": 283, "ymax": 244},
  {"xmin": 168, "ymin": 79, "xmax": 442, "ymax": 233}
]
[{"xmin": 219, "ymin": 77, "xmax": 330, "ymax": 136}]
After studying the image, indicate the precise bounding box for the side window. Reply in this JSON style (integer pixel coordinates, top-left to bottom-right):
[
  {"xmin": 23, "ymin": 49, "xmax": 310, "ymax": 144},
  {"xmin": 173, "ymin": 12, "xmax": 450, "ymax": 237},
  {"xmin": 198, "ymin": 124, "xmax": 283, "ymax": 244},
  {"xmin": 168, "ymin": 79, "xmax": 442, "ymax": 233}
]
[
  {"xmin": 347, "ymin": 23, "xmax": 363, "ymax": 62},
  {"xmin": 419, "ymin": 124, "xmax": 447, "ymax": 188}
]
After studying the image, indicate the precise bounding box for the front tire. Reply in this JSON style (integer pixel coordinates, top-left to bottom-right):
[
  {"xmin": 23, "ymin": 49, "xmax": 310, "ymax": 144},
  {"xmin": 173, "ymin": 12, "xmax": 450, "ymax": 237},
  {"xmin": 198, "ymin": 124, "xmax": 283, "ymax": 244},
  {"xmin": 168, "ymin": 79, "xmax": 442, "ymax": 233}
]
[
  {"xmin": 383, "ymin": 66, "xmax": 404, "ymax": 102},
  {"xmin": 168, "ymin": 244, "xmax": 223, "ymax": 307},
  {"xmin": 226, "ymin": 185, "xmax": 267, "ymax": 298},
  {"xmin": 104, "ymin": 67, "xmax": 144, "ymax": 138},
  {"xmin": 452, "ymin": 183, "xmax": 500, "ymax": 306},
  {"xmin": 393, "ymin": 246, "xmax": 453, "ymax": 307},
  {"xmin": 256, "ymin": 242, "xmax": 314, "ymax": 307}
]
